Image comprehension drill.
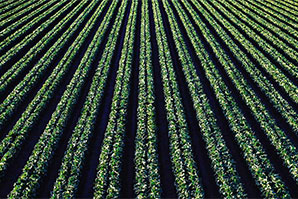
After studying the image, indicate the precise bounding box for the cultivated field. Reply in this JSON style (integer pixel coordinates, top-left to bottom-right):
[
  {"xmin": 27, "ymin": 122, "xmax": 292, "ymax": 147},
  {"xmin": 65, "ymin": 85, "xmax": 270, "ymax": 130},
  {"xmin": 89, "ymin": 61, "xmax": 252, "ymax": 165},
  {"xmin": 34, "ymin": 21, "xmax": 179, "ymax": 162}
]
[{"xmin": 0, "ymin": 0, "xmax": 298, "ymax": 198}]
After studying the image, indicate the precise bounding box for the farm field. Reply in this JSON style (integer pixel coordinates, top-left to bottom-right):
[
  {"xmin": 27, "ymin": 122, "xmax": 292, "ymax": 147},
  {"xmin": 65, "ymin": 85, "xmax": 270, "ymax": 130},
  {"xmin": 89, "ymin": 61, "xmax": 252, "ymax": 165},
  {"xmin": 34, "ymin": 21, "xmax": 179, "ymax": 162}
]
[{"xmin": 0, "ymin": 0, "xmax": 298, "ymax": 198}]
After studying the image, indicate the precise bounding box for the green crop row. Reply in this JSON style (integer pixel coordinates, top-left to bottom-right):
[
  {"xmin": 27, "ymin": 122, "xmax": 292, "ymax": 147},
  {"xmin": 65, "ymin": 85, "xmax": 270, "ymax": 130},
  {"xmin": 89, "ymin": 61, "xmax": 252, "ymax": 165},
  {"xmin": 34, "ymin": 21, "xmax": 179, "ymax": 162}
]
[
  {"xmin": 133, "ymin": 0, "xmax": 160, "ymax": 198},
  {"xmin": 164, "ymin": 0, "xmax": 246, "ymax": 197},
  {"xmin": 230, "ymin": 0, "xmax": 298, "ymax": 57},
  {"xmin": 0, "ymin": 0, "xmax": 296, "ymax": 197},
  {"xmin": 197, "ymin": 0, "xmax": 298, "ymax": 183},
  {"xmin": 93, "ymin": 0, "xmax": 138, "ymax": 197},
  {"xmin": 181, "ymin": 0, "xmax": 290, "ymax": 197},
  {"xmin": 0, "ymin": 0, "xmax": 82, "ymax": 99},
  {"xmin": 256, "ymin": 0, "xmax": 298, "ymax": 23},
  {"xmin": 204, "ymin": 0, "xmax": 298, "ymax": 105},
  {"xmin": 0, "ymin": 0, "xmax": 85, "ymax": 129},
  {"xmin": 0, "ymin": 0, "xmax": 70, "ymax": 56},
  {"xmin": 245, "ymin": 0, "xmax": 298, "ymax": 34},
  {"xmin": 275, "ymin": 0, "xmax": 298, "ymax": 9},
  {"xmin": 206, "ymin": 0, "xmax": 298, "ymax": 131},
  {"xmin": 273, "ymin": 0, "xmax": 298, "ymax": 11},
  {"xmin": 0, "ymin": 0, "xmax": 56, "ymax": 39},
  {"xmin": 0, "ymin": 0, "xmax": 104, "ymax": 180},
  {"xmin": 6, "ymin": 0, "xmax": 114, "ymax": 198},
  {"xmin": 237, "ymin": 0, "xmax": 298, "ymax": 38},
  {"xmin": 151, "ymin": 0, "xmax": 204, "ymax": 198},
  {"xmin": 216, "ymin": 0, "xmax": 298, "ymax": 79},
  {"xmin": 0, "ymin": 0, "xmax": 40, "ymax": 24},
  {"xmin": 0, "ymin": 0, "xmax": 27, "ymax": 16},
  {"xmin": 50, "ymin": 1, "xmax": 127, "ymax": 198}
]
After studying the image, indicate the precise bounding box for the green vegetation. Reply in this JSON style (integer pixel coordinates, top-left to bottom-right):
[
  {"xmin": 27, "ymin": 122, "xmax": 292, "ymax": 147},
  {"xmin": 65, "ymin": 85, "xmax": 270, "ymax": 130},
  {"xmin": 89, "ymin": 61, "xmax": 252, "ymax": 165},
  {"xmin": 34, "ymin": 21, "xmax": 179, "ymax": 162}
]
[{"xmin": 0, "ymin": 0, "xmax": 297, "ymax": 198}]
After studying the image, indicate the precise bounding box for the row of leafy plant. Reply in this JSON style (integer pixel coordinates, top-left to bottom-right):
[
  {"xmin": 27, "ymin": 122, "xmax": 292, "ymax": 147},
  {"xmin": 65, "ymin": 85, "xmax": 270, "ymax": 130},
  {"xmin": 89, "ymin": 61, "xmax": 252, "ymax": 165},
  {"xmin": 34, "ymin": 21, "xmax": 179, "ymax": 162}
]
[
  {"xmin": 0, "ymin": 0, "xmax": 84, "ymax": 99},
  {"xmin": 272, "ymin": 0, "xmax": 298, "ymax": 11},
  {"xmin": 163, "ymin": 0, "xmax": 247, "ymax": 197},
  {"xmin": 205, "ymin": 0, "xmax": 298, "ymax": 132},
  {"xmin": 94, "ymin": 1, "xmax": 138, "ymax": 197},
  {"xmin": 205, "ymin": 0, "xmax": 298, "ymax": 106},
  {"xmin": 50, "ymin": 1, "xmax": 128, "ymax": 198},
  {"xmin": 6, "ymin": 0, "xmax": 116, "ymax": 198},
  {"xmin": 0, "ymin": 0, "xmax": 49, "ymax": 34},
  {"xmin": 180, "ymin": 0, "xmax": 290, "ymax": 197},
  {"xmin": 0, "ymin": 0, "xmax": 27, "ymax": 15},
  {"xmin": 0, "ymin": 0, "xmax": 39, "ymax": 25},
  {"xmin": 234, "ymin": 0, "xmax": 298, "ymax": 43},
  {"xmin": 0, "ymin": 0, "xmax": 88, "ymax": 129},
  {"xmin": 133, "ymin": 0, "xmax": 160, "ymax": 197},
  {"xmin": 196, "ymin": 0, "xmax": 298, "ymax": 183},
  {"xmin": 209, "ymin": 0, "xmax": 298, "ymax": 128},
  {"xmin": 151, "ymin": 0, "xmax": 204, "ymax": 197},
  {"xmin": 0, "ymin": 0, "xmax": 69, "ymax": 56},
  {"xmin": 229, "ymin": 0, "xmax": 298, "ymax": 60},
  {"xmin": 273, "ymin": 0, "xmax": 298, "ymax": 12},
  {"xmin": 0, "ymin": 0, "xmax": 104, "ymax": 179},
  {"xmin": 0, "ymin": 0, "xmax": 71, "ymax": 79},
  {"xmin": 214, "ymin": 0, "xmax": 298, "ymax": 81},
  {"xmin": 254, "ymin": 0, "xmax": 298, "ymax": 23},
  {"xmin": 245, "ymin": 0, "xmax": 298, "ymax": 34}
]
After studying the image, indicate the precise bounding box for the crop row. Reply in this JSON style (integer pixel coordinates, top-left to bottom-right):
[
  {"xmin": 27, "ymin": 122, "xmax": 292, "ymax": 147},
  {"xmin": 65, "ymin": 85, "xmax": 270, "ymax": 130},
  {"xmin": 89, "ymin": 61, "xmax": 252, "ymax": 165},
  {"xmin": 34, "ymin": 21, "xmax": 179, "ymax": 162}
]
[
  {"xmin": 0, "ymin": 0, "xmax": 296, "ymax": 197},
  {"xmin": 215, "ymin": 0, "xmax": 298, "ymax": 81},
  {"xmin": 0, "ymin": 0, "xmax": 27, "ymax": 15},
  {"xmin": 0, "ymin": 0, "xmax": 55, "ymax": 40},
  {"xmin": 163, "ymin": 0, "xmax": 247, "ymax": 197},
  {"xmin": 0, "ymin": 0, "xmax": 104, "ymax": 180},
  {"xmin": 180, "ymin": 0, "xmax": 290, "ymax": 197},
  {"xmin": 94, "ymin": 1, "xmax": 138, "ymax": 197},
  {"xmin": 50, "ymin": 1, "xmax": 128, "ymax": 197},
  {"xmin": 133, "ymin": 0, "xmax": 160, "ymax": 197},
  {"xmin": 6, "ymin": 0, "xmax": 115, "ymax": 197},
  {"xmin": 255, "ymin": 0, "xmax": 298, "ymax": 23},
  {"xmin": 245, "ymin": 0, "xmax": 298, "ymax": 32},
  {"xmin": 197, "ymin": 0, "xmax": 298, "ymax": 182},
  {"xmin": 205, "ymin": 0, "xmax": 298, "ymax": 132},
  {"xmin": 230, "ymin": 0, "xmax": 298, "ymax": 58},
  {"xmin": 272, "ymin": 0, "xmax": 298, "ymax": 11},
  {"xmin": 0, "ymin": 0, "xmax": 84, "ymax": 97},
  {"xmin": 151, "ymin": 0, "xmax": 205, "ymax": 198},
  {"xmin": 0, "ymin": 0, "xmax": 70, "ymax": 79},
  {"xmin": 274, "ymin": 0, "xmax": 298, "ymax": 10},
  {"xmin": 236, "ymin": 0, "xmax": 298, "ymax": 39},
  {"xmin": 0, "ymin": 0, "xmax": 84, "ymax": 129},
  {"xmin": 205, "ymin": 0, "xmax": 298, "ymax": 105},
  {"xmin": 0, "ymin": 0, "xmax": 40, "ymax": 25},
  {"xmin": 0, "ymin": 0, "xmax": 83, "ymax": 99},
  {"xmin": 0, "ymin": 0, "xmax": 69, "ymax": 56},
  {"xmin": 0, "ymin": 0, "xmax": 71, "ymax": 69}
]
